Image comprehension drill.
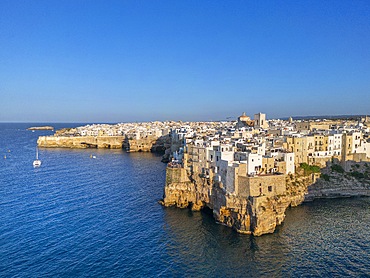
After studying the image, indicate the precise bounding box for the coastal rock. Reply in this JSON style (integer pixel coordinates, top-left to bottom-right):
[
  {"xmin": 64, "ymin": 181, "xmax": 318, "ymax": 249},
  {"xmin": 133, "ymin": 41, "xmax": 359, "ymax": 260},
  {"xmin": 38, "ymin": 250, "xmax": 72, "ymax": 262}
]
[
  {"xmin": 162, "ymin": 167, "xmax": 318, "ymax": 236},
  {"xmin": 162, "ymin": 161, "xmax": 370, "ymax": 236},
  {"xmin": 305, "ymin": 164, "xmax": 370, "ymax": 201},
  {"xmin": 27, "ymin": 126, "xmax": 54, "ymax": 130},
  {"xmin": 37, "ymin": 136, "xmax": 125, "ymax": 149},
  {"xmin": 37, "ymin": 133, "xmax": 173, "ymax": 154}
]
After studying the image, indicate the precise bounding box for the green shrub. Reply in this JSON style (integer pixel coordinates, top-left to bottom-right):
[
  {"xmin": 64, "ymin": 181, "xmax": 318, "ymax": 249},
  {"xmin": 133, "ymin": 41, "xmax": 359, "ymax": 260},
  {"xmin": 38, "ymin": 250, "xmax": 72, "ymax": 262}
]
[
  {"xmin": 300, "ymin": 163, "xmax": 321, "ymax": 175},
  {"xmin": 331, "ymin": 164, "xmax": 344, "ymax": 173},
  {"xmin": 321, "ymin": 173, "xmax": 330, "ymax": 181},
  {"xmin": 350, "ymin": 171, "xmax": 365, "ymax": 179}
]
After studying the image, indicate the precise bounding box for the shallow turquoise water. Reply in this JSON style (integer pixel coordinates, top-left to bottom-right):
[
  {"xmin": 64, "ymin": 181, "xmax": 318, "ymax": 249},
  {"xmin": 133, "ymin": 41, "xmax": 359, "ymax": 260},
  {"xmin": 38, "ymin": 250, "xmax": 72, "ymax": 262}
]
[{"xmin": 0, "ymin": 123, "xmax": 369, "ymax": 277}]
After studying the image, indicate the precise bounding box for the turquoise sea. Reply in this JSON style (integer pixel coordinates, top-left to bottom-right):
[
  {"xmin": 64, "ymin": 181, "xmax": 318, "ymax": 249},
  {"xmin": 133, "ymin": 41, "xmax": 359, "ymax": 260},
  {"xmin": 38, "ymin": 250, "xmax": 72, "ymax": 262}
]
[{"xmin": 0, "ymin": 123, "xmax": 369, "ymax": 277}]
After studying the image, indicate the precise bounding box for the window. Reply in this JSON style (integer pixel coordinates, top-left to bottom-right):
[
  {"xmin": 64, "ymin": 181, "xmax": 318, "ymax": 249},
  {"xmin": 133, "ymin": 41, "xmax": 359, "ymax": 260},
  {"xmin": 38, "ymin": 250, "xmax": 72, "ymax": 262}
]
[{"xmin": 268, "ymin": 186, "xmax": 272, "ymax": 192}]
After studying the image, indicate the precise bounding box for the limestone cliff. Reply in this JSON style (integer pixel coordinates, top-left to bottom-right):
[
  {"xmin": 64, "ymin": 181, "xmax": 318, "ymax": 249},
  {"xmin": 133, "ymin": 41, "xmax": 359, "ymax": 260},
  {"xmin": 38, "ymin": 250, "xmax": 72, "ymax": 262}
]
[
  {"xmin": 162, "ymin": 162, "xmax": 370, "ymax": 236},
  {"xmin": 161, "ymin": 167, "xmax": 319, "ymax": 236},
  {"xmin": 305, "ymin": 162, "xmax": 370, "ymax": 201},
  {"xmin": 37, "ymin": 136, "xmax": 125, "ymax": 149},
  {"xmin": 123, "ymin": 136, "xmax": 158, "ymax": 152},
  {"xmin": 37, "ymin": 134, "xmax": 173, "ymax": 155}
]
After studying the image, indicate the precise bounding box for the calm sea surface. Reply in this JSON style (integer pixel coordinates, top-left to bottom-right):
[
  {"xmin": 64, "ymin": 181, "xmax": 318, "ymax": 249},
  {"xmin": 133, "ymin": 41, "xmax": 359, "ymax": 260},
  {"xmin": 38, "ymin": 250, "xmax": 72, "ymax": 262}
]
[{"xmin": 0, "ymin": 123, "xmax": 369, "ymax": 277}]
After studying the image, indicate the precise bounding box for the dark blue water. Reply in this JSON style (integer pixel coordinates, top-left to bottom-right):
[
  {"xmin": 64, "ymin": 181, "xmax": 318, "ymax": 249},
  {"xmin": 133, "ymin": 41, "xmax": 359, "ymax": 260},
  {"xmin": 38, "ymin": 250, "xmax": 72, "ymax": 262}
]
[{"xmin": 0, "ymin": 123, "xmax": 369, "ymax": 277}]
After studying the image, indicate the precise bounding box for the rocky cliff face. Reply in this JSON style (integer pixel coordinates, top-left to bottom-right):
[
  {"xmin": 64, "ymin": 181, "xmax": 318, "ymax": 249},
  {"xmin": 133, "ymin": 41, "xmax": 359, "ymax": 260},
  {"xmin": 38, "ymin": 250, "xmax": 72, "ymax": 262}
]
[
  {"xmin": 305, "ymin": 162, "xmax": 370, "ymax": 201},
  {"xmin": 161, "ymin": 167, "xmax": 318, "ymax": 236},
  {"xmin": 216, "ymin": 173, "xmax": 318, "ymax": 236},
  {"xmin": 37, "ymin": 134, "xmax": 173, "ymax": 155},
  {"xmin": 305, "ymin": 176, "xmax": 370, "ymax": 200},
  {"xmin": 162, "ymin": 163, "xmax": 370, "ymax": 236},
  {"xmin": 37, "ymin": 136, "xmax": 125, "ymax": 149},
  {"xmin": 123, "ymin": 136, "xmax": 158, "ymax": 152}
]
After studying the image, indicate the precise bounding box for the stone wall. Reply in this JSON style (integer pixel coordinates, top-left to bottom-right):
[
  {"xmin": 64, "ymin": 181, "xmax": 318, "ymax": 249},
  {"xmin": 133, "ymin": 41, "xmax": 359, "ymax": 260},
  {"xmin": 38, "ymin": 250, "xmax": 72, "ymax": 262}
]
[{"xmin": 238, "ymin": 174, "xmax": 286, "ymax": 198}]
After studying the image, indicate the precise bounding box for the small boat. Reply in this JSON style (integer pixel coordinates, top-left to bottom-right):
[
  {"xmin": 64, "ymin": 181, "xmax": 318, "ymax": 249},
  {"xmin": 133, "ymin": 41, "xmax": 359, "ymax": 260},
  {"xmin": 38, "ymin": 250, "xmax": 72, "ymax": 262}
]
[{"xmin": 33, "ymin": 147, "xmax": 41, "ymax": 167}]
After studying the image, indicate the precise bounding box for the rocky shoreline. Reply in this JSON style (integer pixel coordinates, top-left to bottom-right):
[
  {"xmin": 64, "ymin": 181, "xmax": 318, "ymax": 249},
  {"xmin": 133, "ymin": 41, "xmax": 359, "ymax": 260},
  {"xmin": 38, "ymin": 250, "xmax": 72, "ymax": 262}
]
[
  {"xmin": 37, "ymin": 126, "xmax": 370, "ymax": 236},
  {"xmin": 161, "ymin": 163, "xmax": 370, "ymax": 236},
  {"xmin": 37, "ymin": 133, "xmax": 175, "ymax": 161},
  {"xmin": 305, "ymin": 161, "xmax": 370, "ymax": 201}
]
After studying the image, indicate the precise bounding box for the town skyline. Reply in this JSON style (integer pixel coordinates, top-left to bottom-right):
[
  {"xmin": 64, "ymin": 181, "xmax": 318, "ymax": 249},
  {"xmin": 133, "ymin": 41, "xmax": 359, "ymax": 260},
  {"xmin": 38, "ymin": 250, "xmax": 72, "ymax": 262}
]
[{"xmin": 1, "ymin": 1, "xmax": 369, "ymax": 122}]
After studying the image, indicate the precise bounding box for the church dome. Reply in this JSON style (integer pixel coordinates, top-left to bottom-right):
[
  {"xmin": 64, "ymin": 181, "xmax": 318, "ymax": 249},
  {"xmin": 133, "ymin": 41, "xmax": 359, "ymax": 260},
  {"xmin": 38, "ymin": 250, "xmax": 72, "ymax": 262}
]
[{"xmin": 238, "ymin": 112, "xmax": 250, "ymax": 122}]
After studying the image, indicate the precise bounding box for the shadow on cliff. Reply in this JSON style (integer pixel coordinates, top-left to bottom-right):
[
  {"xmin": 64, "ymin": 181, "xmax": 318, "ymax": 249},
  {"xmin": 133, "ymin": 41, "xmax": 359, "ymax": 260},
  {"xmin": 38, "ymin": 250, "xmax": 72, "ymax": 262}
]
[{"xmin": 150, "ymin": 134, "xmax": 172, "ymax": 162}]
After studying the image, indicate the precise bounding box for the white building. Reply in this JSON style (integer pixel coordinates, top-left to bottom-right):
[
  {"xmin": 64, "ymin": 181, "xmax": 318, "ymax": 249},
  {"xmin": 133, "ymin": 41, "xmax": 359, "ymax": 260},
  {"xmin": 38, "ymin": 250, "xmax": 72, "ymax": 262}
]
[
  {"xmin": 247, "ymin": 153, "xmax": 263, "ymax": 175},
  {"xmin": 328, "ymin": 133, "xmax": 342, "ymax": 156}
]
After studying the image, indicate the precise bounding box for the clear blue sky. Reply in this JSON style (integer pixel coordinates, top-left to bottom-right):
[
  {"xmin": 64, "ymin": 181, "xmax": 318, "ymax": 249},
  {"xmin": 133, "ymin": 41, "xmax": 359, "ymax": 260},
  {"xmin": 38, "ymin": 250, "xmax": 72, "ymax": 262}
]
[{"xmin": 1, "ymin": 0, "xmax": 369, "ymax": 122}]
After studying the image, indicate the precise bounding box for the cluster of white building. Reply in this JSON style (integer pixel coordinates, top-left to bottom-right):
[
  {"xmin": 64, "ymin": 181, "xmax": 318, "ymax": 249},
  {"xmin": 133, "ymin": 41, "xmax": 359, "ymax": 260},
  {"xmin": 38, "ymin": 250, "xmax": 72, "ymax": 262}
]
[
  {"xmin": 168, "ymin": 113, "xmax": 370, "ymax": 194},
  {"xmin": 75, "ymin": 122, "xmax": 174, "ymax": 139},
  {"xmin": 71, "ymin": 114, "xmax": 370, "ymax": 175}
]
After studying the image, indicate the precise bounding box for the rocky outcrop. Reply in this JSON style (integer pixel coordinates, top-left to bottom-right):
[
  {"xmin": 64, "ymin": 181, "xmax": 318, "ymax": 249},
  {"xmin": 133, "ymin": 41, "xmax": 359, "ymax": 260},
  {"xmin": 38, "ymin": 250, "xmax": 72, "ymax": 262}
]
[
  {"xmin": 123, "ymin": 136, "xmax": 158, "ymax": 152},
  {"xmin": 54, "ymin": 128, "xmax": 78, "ymax": 136},
  {"xmin": 27, "ymin": 126, "xmax": 54, "ymax": 130},
  {"xmin": 37, "ymin": 134, "xmax": 173, "ymax": 155},
  {"xmin": 160, "ymin": 167, "xmax": 197, "ymax": 208},
  {"xmin": 162, "ymin": 162, "xmax": 370, "ymax": 236},
  {"xmin": 305, "ymin": 176, "xmax": 370, "ymax": 200},
  {"xmin": 161, "ymin": 167, "xmax": 320, "ymax": 236},
  {"xmin": 305, "ymin": 162, "xmax": 370, "ymax": 201}
]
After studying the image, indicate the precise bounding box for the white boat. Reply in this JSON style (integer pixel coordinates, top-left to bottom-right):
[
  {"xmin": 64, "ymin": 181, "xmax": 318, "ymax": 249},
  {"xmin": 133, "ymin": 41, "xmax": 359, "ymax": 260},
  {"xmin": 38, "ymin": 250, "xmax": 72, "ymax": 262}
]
[{"xmin": 33, "ymin": 147, "xmax": 41, "ymax": 167}]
